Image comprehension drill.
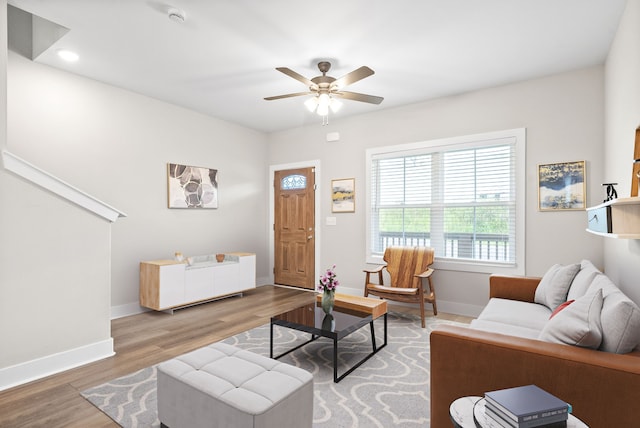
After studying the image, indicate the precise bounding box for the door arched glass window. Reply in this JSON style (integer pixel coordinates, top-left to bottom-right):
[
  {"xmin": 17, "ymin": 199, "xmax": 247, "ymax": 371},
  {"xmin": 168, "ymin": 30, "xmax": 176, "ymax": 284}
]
[{"xmin": 281, "ymin": 174, "xmax": 307, "ymax": 190}]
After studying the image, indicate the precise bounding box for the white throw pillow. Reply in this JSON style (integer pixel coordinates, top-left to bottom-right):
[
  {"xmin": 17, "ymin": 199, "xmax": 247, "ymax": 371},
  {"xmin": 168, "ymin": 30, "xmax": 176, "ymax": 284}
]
[
  {"xmin": 588, "ymin": 275, "xmax": 640, "ymax": 354},
  {"xmin": 534, "ymin": 263, "xmax": 580, "ymax": 310},
  {"xmin": 567, "ymin": 260, "xmax": 601, "ymax": 301},
  {"xmin": 538, "ymin": 288, "xmax": 604, "ymax": 349}
]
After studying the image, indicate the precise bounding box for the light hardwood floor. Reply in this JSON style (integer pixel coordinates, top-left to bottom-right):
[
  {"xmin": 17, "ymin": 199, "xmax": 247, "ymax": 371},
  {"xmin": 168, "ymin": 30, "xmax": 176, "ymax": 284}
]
[{"xmin": 0, "ymin": 285, "xmax": 471, "ymax": 427}]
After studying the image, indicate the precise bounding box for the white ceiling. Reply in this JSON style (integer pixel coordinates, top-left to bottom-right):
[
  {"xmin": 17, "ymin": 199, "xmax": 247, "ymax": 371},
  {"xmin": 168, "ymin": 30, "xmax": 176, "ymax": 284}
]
[{"xmin": 9, "ymin": 0, "xmax": 627, "ymax": 133}]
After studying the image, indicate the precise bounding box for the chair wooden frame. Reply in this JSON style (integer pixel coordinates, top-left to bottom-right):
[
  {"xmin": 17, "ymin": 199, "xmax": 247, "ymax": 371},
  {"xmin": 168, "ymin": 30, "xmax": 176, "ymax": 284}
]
[{"xmin": 363, "ymin": 246, "xmax": 437, "ymax": 328}]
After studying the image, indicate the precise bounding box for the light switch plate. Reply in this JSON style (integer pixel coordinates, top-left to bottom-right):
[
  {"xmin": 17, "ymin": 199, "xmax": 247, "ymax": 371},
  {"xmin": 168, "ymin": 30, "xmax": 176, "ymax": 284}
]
[{"xmin": 326, "ymin": 216, "xmax": 337, "ymax": 226}]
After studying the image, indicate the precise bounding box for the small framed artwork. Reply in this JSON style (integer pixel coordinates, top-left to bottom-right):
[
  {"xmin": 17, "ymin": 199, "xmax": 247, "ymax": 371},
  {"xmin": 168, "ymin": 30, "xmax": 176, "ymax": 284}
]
[
  {"xmin": 538, "ymin": 160, "xmax": 586, "ymax": 211},
  {"xmin": 331, "ymin": 178, "xmax": 355, "ymax": 213},
  {"xmin": 167, "ymin": 163, "xmax": 218, "ymax": 208}
]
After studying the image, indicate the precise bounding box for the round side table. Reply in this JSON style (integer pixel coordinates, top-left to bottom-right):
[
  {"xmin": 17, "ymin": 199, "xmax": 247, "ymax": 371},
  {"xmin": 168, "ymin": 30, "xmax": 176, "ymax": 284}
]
[
  {"xmin": 449, "ymin": 396, "xmax": 481, "ymax": 427},
  {"xmin": 450, "ymin": 396, "xmax": 588, "ymax": 428}
]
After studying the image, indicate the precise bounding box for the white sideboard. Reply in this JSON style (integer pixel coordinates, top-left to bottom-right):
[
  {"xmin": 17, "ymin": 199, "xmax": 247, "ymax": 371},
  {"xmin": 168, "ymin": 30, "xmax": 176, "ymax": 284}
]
[{"xmin": 140, "ymin": 252, "xmax": 256, "ymax": 311}]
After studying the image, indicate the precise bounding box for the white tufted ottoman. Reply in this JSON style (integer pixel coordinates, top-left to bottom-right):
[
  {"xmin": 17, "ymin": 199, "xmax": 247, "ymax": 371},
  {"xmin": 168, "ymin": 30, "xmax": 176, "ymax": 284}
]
[{"xmin": 157, "ymin": 342, "xmax": 313, "ymax": 428}]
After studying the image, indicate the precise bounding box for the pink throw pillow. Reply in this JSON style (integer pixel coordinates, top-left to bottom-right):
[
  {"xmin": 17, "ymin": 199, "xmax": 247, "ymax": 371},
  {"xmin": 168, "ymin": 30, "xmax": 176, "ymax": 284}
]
[{"xmin": 550, "ymin": 300, "xmax": 575, "ymax": 319}]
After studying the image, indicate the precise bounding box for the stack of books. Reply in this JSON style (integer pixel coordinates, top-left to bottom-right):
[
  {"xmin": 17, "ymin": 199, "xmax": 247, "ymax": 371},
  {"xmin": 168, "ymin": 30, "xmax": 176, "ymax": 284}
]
[{"xmin": 484, "ymin": 385, "xmax": 570, "ymax": 428}]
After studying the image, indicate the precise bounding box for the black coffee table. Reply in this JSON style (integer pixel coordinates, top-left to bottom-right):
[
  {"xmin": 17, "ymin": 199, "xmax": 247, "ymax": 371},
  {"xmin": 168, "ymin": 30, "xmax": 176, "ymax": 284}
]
[{"xmin": 270, "ymin": 298, "xmax": 387, "ymax": 383}]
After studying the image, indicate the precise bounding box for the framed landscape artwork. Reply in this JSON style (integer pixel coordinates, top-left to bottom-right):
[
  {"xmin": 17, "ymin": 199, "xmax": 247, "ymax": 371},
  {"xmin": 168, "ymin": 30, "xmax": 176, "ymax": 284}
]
[
  {"xmin": 331, "ymin": 178, "xmax": 355, "ymax": 213},
  {"xmin": 538, "ymin": 160, "xmax": 586, "ymax": 211},
  {"xmin": 167, "ymin": 163, "xmax": 218, "ymax": 209}
]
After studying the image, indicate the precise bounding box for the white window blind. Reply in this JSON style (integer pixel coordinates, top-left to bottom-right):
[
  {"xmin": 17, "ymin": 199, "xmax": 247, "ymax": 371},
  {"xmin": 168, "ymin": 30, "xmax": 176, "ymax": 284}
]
[{"xmin": 367, "ymin": 129, "xmax": 524, "ymax": 271}]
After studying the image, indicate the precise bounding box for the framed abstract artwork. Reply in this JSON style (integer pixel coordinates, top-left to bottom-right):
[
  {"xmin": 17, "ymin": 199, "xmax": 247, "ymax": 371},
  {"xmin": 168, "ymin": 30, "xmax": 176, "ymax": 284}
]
[
  {"xmin": 538, "ymin": 160, "xmax": 586, "ymax": 211},
  {"xmin": 331, "ymin": 178, "xmax": 355, "ymax": 213},
  {"xmin": 167, "ymin": 163, "xmax": 218, "ymax": 208}
]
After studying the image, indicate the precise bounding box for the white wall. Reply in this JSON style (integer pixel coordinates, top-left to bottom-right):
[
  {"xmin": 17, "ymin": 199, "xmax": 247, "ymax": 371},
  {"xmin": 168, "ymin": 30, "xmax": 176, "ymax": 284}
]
[
  {"xmin": 7, "ymin": 52, "xmax": 270, "ymax": 319},
  {"xmin": 4, "ymin": 47, "xmax": 269, "ymax": 387},
  {"xmin": 0, "ymin": 0, "xmax": 109, "ymax": 390},
  {"xmin": 268, "ymin": 67, "xmax": 605, "ymax": 316},
  {"xmin": 604, "ymin": 0, "xmax": 640, "ymax": 305}
]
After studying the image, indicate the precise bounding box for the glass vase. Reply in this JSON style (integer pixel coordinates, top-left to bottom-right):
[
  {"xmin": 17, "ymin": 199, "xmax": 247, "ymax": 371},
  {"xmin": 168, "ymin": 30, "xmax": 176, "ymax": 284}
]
[{"xmin": 321, "ymin": 290, "xmax": 335, "ymax": 314}]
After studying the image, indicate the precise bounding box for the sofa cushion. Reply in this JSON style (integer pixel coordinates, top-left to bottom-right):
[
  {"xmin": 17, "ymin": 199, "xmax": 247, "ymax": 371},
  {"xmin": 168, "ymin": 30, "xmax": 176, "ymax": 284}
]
[
  {"xmin": 567, "ymin": 260, "xmax": 601, "ymax": 301},
  {"xmin": 470, "ymin": 319, "xmax": 541, "ymax": 340},
  {"xmin": 475, "ymin": 298, "xmax": 551, "ymax": 331},
  {"xmin": 588, "ymin": 275, "xmax": 640, "ymax": 353},
  {"xmin": 534, "ymin": 263, "xmax": 580, "ymax": 310},
  {"xmin": 539, "ymin": 288, "xmax": 603, "ymax": 349}
]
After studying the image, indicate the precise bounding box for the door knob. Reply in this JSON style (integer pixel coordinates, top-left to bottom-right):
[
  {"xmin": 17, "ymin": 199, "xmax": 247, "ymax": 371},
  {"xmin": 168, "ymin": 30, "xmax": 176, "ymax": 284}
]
[{"xmin": 307, "ymin": 235, "xmax": 313, "ymax": 240}]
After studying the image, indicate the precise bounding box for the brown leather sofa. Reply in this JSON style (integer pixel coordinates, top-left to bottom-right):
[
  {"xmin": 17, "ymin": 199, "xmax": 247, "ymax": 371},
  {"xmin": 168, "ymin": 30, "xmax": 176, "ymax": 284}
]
[{"xmin": 430, "ymin": 275, "xmax": 640, "ymax": 428}]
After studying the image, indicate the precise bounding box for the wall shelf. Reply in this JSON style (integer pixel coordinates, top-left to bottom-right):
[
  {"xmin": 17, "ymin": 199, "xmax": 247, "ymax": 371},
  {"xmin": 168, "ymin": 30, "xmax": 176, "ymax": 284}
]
[{"xmin": 586, "ymin": 197, "xmax": 640, "ymax": 239}]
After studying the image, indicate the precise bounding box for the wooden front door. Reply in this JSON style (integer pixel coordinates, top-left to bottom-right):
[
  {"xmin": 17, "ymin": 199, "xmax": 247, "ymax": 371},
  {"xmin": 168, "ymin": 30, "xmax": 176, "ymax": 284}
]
[{"xmin": 274, "ymin": 167, "xmax": 315, "ymax": 289}]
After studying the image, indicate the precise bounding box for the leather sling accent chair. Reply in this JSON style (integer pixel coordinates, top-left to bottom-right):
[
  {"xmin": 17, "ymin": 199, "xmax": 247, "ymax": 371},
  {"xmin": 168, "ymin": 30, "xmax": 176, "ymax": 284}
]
[{"xmin": 364, "ymin": 246, "xmax": 437, "ymax": 328}]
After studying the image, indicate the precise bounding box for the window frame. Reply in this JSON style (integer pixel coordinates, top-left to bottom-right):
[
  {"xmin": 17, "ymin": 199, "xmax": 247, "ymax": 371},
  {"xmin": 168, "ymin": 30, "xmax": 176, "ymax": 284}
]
[{"xmin": 365, "ymin": 128, "xmax": 526, "ymax": 275}]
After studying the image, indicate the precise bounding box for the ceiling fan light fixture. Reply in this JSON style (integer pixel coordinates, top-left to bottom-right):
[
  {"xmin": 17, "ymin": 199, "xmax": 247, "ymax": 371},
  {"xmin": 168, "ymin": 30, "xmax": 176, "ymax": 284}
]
[
  {"xmin": 304, "ymin": 96, "xmax": 318, "ymax": 112},
  {"xmin": 316, "ymin": 93, "xmax": 332, "ymax": 116},
  {"xmin": 266, "ymin": 61, "xmax": 383, "ymax": 124},
  {"xmin": 316, "ymin": 103, "xmax": 329, "ymax": 117},
  {"xmin": 318, "ymin": 93, "xmax": 331, "ymax": 107}
]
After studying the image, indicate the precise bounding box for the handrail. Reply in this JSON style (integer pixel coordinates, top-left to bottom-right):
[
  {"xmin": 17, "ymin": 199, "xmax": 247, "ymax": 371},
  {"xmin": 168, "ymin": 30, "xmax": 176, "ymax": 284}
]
[{"xmin": 2, "ymin": 150, "xmax": 126, "ymax": 222}]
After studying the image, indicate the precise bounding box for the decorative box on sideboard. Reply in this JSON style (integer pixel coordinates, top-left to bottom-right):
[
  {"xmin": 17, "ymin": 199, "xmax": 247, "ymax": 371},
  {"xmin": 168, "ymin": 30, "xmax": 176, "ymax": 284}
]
[{"xmin": 586, "ymin": 197, "xmax": 640, "ymax": 238}]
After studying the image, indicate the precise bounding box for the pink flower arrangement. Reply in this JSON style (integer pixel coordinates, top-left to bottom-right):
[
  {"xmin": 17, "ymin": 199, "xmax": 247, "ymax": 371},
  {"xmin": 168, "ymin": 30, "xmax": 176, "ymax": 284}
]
[{"xmin": 318, "ymin": 264, "xmax": 339, "ymax": 292}]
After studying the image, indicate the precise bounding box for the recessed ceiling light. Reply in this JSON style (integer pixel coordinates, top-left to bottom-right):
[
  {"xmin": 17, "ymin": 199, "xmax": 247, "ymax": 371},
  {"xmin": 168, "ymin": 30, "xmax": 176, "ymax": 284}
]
[{"xmin": 57, "ymin": 49, "xmax": 79, "ymax": 62}]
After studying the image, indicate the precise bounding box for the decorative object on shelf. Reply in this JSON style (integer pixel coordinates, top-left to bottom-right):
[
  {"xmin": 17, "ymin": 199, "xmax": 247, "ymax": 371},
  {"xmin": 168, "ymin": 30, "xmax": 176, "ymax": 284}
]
[
  {"xmin": 603, "ymin": 182, "xmax": 618, "ymax": 202},
  {"xmin": 174, "ymin": 252, "xmax": 184, "ymax": 262},
  {"xmin": 167, "ymin": 163, "xmax": 218, "ymax": 209},
  {"xmin": 538, "ymin": 160, "xmax": 586, "ymax": 211},
  {"xmin": 318, "ymin": 264, "xmax": 339, "ymax": 314},
  {"xmin": 331, "ymin": 178, "xmax": 355, "ymax": 213},
  {"xmin": 215, "ymin": 253, "xmax": 225, "ymax": 263}
]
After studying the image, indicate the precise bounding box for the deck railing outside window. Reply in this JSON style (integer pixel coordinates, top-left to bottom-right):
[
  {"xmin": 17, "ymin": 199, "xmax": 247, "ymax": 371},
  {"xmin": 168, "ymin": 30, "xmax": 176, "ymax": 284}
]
[{"xmin": 378, "ymin": 231, "xmax": 510, "ymax": 262}]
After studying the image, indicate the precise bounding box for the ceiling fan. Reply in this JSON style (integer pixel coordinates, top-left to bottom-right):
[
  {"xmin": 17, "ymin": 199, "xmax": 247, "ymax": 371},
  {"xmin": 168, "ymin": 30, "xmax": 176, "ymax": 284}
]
[{"xmin": 264, "ymin": 61, "xmax": 383, "ymax": 120}]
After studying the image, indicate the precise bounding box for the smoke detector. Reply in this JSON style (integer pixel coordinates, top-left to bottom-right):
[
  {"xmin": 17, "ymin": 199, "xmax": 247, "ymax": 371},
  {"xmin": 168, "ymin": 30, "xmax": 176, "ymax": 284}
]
[{"xmin": 168, "ymin": 8, "xmax": 186, "ymax": 23}]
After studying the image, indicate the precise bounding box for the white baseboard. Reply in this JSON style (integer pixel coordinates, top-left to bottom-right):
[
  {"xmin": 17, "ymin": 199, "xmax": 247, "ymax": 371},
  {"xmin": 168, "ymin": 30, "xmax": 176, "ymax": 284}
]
[
  {"xmin": 111, "ymin": 302, "xmax": 148, "ymax": 319},
  {"xmin": 256, "ymin": 276, "xmax": 271, "ymax": 286},
  {"xmin": 436, "ymin": 300, "xmax": 484, "ymax": 318},
  {"xmin": 0, "ymin": 338, "xmax": 114, "ymax": 392},
  {"xmin": 112, "ymin": 279, "xmax": 273, "ymax": 319}
]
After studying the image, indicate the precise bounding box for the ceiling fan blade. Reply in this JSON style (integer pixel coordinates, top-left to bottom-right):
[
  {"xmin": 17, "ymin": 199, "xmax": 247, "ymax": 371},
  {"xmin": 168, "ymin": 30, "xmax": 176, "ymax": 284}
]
[
  {"xmin": 331, "ymin": 66, "xmax": 374, "ymax": 89},
  {"xmin": 333, "ymin": 91, "xmax": 384, "ymax": 105},
  {"xmin": 264, "ymin": 91, "xmax": 314, "ymax": 101},
  {"xmin": 275, "ymin": 67, "xmax": 316, "ymax": 88}
]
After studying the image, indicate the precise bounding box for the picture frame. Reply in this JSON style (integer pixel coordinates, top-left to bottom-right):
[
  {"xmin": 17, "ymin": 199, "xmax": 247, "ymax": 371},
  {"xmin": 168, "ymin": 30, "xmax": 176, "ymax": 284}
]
[
  {"xmin": 331, "ymin": 178, "xmax": 355, "ymax": 213},
  {"xmin": 167, "ymin": 163, "xmax": 218, "ymax": 209},
  {"xmin": 538, "ymin": 160, "xmax": 586, "ymax": 211}
]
